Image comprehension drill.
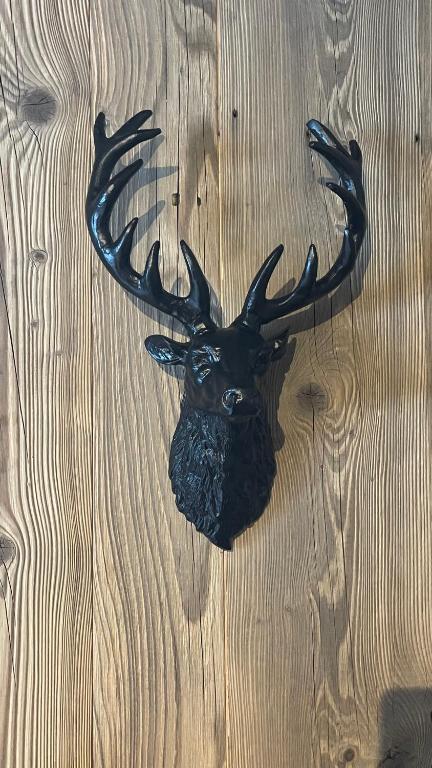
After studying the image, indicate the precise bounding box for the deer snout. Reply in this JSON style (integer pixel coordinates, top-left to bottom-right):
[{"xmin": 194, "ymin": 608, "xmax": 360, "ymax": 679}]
[{"xmin": 222, "ymin": 388, "xmax": 261, "ymax": 417}]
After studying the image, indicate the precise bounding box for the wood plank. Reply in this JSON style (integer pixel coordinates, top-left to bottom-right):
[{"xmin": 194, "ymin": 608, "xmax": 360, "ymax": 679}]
[
  {"xmin": 90, "ymin": 2, "xmax": 225, "ymax": 765},
  {"xmin": 0, "ymin": 0, "xmax": 92, "ymax": 765},
  {"xmin": 219, "ymin": 0, "xmax": 432, "ymax": 765},
  {"xmin": 0, "ymin": 0, "xmax": 431, "ymax": 764}
]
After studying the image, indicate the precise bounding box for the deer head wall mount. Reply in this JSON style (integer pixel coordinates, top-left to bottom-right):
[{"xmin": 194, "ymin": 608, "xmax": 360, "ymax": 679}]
[{"xmin": 86, "ymin": 110, "xmax": 366, "ymax": 550}]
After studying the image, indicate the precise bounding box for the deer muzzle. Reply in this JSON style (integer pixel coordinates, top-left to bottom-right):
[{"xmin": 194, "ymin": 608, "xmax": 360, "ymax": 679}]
[{"xmin": 222, "ymin": 388, "xmax": 262, "ymax": 418}]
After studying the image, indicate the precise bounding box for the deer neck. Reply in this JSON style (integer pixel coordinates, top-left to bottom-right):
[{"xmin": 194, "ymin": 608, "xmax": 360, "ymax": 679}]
[{"xmin": 168, "ymin": 397, "xmax": 276, "ymax": 549}]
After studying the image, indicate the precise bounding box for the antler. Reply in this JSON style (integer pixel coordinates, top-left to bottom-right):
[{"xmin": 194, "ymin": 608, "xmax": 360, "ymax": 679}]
[
  {"xmin": 232, "ymin": 119, "xmax": 367, "ymax": 331},
  {"xmin": 86, "ymin": 111, "xmax": 216, "ymax": 336}
]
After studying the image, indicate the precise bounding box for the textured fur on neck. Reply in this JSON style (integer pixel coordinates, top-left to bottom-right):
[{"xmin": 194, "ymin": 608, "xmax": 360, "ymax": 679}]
[{"xmin": 169, "ymin": 398, "xmax": 276, "ymax": 549}]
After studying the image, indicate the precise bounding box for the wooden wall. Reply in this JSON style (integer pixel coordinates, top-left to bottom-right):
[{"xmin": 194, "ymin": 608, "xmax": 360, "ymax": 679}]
[{"xmin": 1, "ymin": 0, "xmax": 431, "ymax": 765}]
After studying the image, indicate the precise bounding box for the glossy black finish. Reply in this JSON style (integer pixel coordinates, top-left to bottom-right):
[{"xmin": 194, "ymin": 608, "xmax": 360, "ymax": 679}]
[
  {"xmin": 169, "ymin": 399, "xmax": 276, "ymax": 550},
  {"xmin": 86, "ymin": 110, "xmax": 366, "ymax": 550}
]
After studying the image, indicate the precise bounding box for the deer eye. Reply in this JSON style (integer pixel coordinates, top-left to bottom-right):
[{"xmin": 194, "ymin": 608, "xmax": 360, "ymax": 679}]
[
  {"xmin": 194, "ymin": 363, "xmax": 211, "ymax": 383},
  {"xmin": 191, "ymin": 350, "xmax": 214, "ymax": 382}
]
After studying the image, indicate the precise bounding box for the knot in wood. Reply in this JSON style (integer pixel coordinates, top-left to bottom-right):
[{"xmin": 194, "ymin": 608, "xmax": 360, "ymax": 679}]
[
  {"xmin": 0, "ymin": 534, "xmax": 16, "ymax": 568},
  {"xmin": 30, "ymin": 249, "xmax": 48, "ymax": 265},
  {"xmin": 296, "ymin": 382, "xmax": 328, "ymax": 412},
  {"xmin": 19, "ymin": 88, "xmax": 57, "ymax": 125}
]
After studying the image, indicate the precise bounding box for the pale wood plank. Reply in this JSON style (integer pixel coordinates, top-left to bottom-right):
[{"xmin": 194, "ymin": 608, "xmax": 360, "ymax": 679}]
[
  {"xmin": 219, "ymin": 0, "xmax": 432, "ymax": 765},
  {"xmin": 90, "ymin": 2, "xmax": 225, "ymax": 765},
  {"xmin": 0, "ymin": 0, "xmax": 92, "ymax": 765},
  {"xmin": 1, "ymin": 1, "xmax": 431, "ymax": 765}
]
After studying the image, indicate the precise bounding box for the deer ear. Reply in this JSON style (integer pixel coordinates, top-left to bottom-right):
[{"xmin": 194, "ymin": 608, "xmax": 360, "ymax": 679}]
[
  {"xmin": 270, "ymin": 330, "xmax": 289, "ymax": 361},
  {"xmin": 145, "ymin": 335, "xmax": 189, "ymax": 365}
]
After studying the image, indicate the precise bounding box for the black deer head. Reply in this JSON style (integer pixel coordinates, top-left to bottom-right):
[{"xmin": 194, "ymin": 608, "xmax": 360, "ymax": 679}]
[{"xmin": 86, "ymin": 110, "xmax": 366, "ymax": 550}]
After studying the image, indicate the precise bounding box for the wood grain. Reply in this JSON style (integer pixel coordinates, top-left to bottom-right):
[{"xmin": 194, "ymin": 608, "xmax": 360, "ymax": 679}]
[
  {"xmin": 220, "ymin": 0, "xmax": 432, "ymax": 766},
  {"xmin": 1, "ymin": 0, "xmax": 432, "ymax": 765},
  {"xmin": 90, "ymin": 1, "xmax": 224, "ymax": 766},
  {"xmin": 0, "ymin": 0, "xmax": 92, "ymax": 765}
]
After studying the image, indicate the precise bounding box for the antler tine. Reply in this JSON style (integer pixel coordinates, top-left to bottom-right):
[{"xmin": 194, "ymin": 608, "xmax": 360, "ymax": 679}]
[
  {"xmin": 90, "ymin": 110, "xmax": 156, "ymax": 191},
  {"xmin": 179, "ymin": 240, "xmax": 216, "ymax": 331},
  {"xmin": 141, "ymin": 240, "xmax": 216, "ymax": 335},
  {"xmin": 86, "ymin": 111, "xmax": 216, "ymax": 336},
  {"xmin": 232, "ymin": 119, "xmax": 366, "ymax": 330},
  {"xmin": 86, "ymin": 110, "xmax": 160, "ymax": 291}
]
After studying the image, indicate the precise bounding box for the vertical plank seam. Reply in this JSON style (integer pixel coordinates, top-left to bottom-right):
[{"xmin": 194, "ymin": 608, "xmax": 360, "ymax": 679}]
[
  {"xmin": 87, "ymin": 0, "xmax": 95, "ymax": 763},
  {"xmin": 216, "ymin": 1, "xmax": 230, "ymax": 765}
]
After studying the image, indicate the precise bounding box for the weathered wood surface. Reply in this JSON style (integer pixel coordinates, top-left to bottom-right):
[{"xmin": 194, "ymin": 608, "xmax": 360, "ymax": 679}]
[
  {"xmin": 0, "ymin": 0, "xmax": 92, "ymax": 765},
  {"xmin": 220, "ymin": 1, "xmax": 432, "ymax": 765},
  {"xmin": 90, "ymin": 1, "xmax": 224, "ymax": 766},
  {"xmin": 1, "ymin": 0, "xmax": 431, "ymax": 766}
]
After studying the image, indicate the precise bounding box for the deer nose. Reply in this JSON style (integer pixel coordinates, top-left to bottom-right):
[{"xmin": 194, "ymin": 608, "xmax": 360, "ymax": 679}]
[
  {"xmin": 222, "ymin": 389, "xmax": 244, "ymax": 409},
  {"xmin": 222, "ymin": 388, "xmax": 261, "ymax": 415}
]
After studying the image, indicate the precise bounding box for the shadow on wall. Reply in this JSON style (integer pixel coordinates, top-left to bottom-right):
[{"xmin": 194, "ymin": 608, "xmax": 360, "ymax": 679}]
[{"xmin": 379, "ymin": 688, "xmax": 432, "ymax": 767}]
